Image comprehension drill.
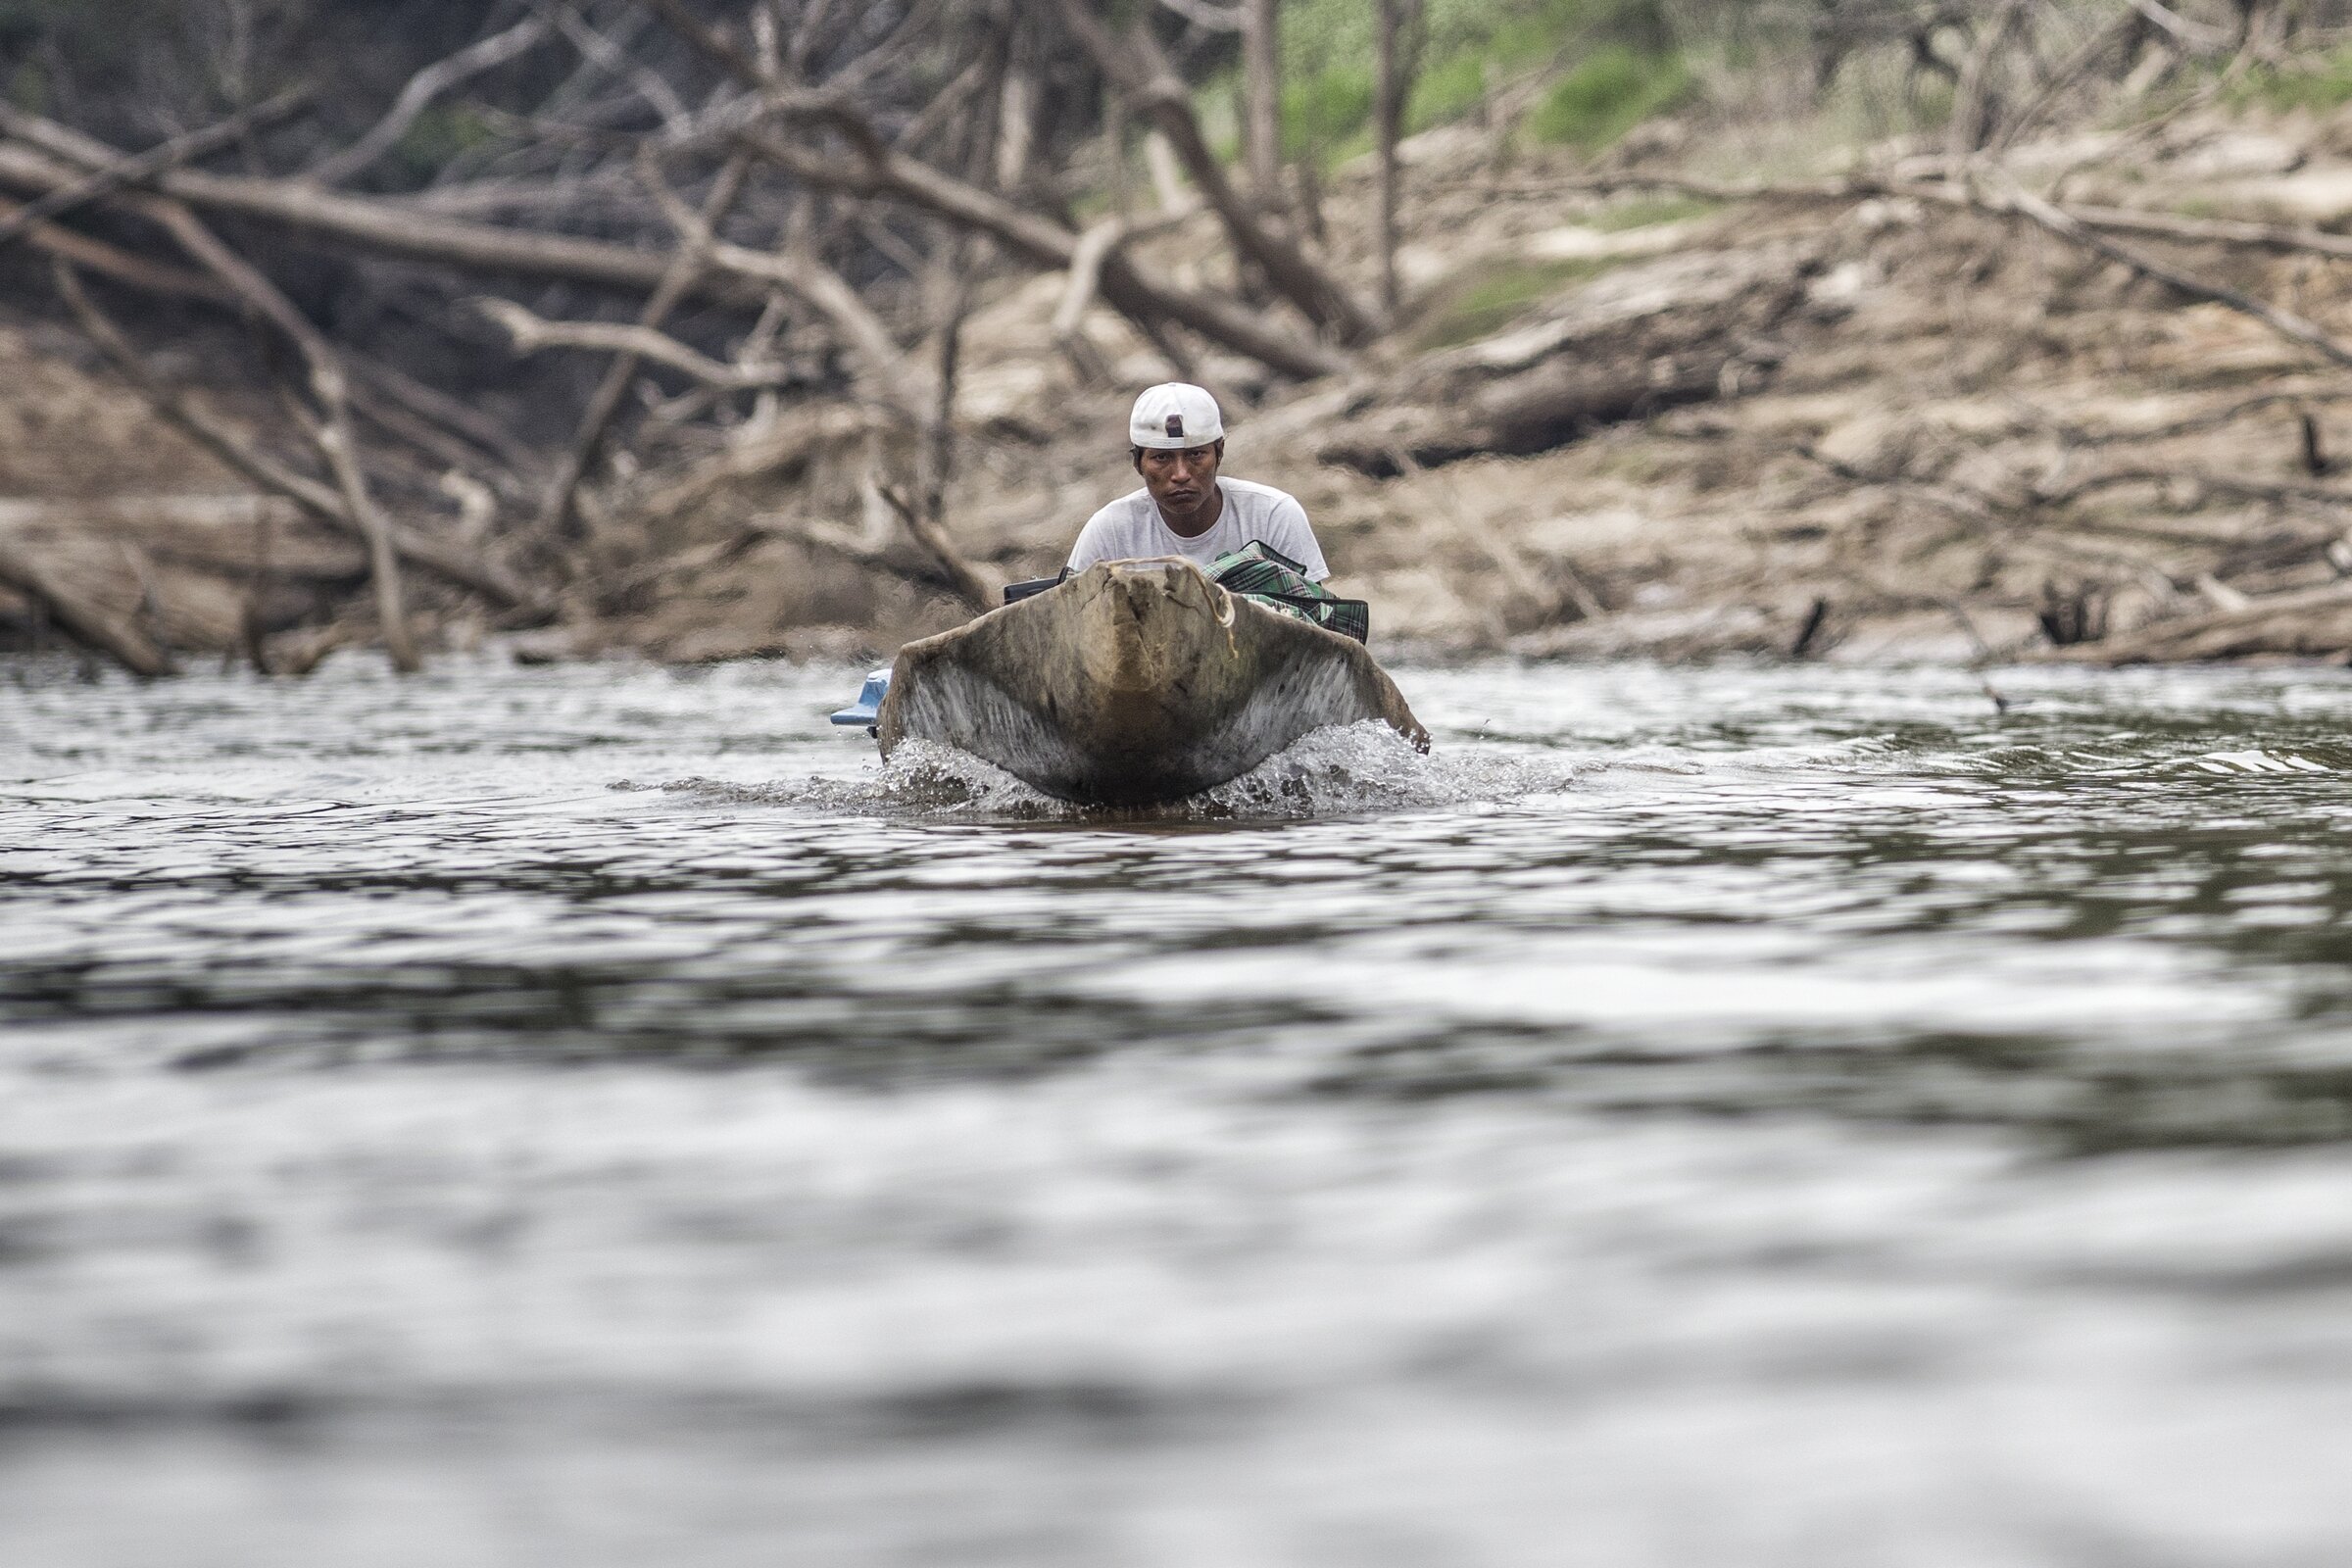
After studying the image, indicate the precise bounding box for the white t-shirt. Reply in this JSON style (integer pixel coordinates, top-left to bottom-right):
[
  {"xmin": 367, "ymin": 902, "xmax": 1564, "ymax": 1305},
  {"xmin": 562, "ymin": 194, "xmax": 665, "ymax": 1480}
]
[{"xmin": 1066, "ymin": 478, "xmax": 1330, "ymax": 582}]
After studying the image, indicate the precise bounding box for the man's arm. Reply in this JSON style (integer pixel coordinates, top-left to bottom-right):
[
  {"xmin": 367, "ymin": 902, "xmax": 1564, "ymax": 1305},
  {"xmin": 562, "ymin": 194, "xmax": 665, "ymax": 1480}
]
[
  {"xmin": 1065, "ymin": 507, "xmax": 1114, "ymax": 574},
  {"xmin": 1272, "ymin": 496, "xmax": 1331, "ymax": 583}
]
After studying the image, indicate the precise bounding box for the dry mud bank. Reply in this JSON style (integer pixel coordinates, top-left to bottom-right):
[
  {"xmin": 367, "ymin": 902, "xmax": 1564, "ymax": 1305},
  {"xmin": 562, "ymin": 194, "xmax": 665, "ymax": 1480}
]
[{"xmin": 15, "ymin": 109, "xmax": 2352, "ymax": 673}]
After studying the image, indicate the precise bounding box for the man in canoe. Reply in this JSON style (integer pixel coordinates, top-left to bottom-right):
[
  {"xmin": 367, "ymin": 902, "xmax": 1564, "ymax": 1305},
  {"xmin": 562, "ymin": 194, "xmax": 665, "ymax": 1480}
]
[{"xmin": 1066, "ymin": 382, "xmax": 1332, "ymax": 583}]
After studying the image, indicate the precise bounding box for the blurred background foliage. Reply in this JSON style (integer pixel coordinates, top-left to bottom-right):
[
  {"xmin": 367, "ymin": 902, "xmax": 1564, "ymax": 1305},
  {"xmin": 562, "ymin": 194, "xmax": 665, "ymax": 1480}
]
[
  {"xmin": 19, "ymin": 2, "xmax": 2352, "ymax": 201},
  {"xmin": 1174, "ymin": 0, "xmax": 2352, "ymax": 180},
  {"xmin": 1261, "ymin": 0, "xmax": 1701, "ymax": 164},
  {"xmin": 2230, "ymin": 42, "xmax": 2352, "ymax": 111}
]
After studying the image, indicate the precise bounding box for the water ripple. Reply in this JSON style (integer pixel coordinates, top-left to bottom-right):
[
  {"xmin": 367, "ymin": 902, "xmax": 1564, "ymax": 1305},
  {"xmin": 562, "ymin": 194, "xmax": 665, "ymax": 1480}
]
[{"xmin": 10, "ymin": 654, "xmax": 2352, "ymax": 1561}]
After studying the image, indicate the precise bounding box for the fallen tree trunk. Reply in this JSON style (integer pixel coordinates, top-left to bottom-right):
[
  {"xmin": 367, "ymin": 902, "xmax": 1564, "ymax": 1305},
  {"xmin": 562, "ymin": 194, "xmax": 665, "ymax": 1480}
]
[
  {"xmin": 0, "ymin": 495, "xmax": 368, "ymax": 583},
  {"xmin": 2046, "ymin": 580, "xmax": 2352, "ymax": 663},
  {"xmin": 0, "ymin": 123, "xmax": 762, "ymax": 307},
  {"xmin": 0, "ymin": 191, "xmax": 231, "ymax": 304},
  {"xmin": 0, "ymin": 536, "xmax": 176, "ymax": 675},
  {"xmin": 0, "ymin": 89, "xmax": 308, "ymax": 251},
  {"xmin": 1319, "ymin": 241, "xmax": 1825, "ymax": 474}
]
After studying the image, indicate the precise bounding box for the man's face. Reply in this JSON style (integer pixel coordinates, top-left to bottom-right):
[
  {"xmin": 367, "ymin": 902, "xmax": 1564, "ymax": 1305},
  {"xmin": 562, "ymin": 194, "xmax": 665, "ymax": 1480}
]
[{"xmin": 1135, "ymin": 440, "xmax": 1223, "ymax": 520}]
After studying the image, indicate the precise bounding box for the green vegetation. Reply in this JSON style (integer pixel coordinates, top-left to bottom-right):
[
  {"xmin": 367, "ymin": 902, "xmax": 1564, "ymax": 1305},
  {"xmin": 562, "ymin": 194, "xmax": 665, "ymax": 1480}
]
[
  {"xmin": 1406, "ymin": 53, "xmax": 1493, "ymax": 129},
  {"xmin": 1587, "ymin": 193, "xmax": 1722, "ymax": 231},
  {"xmin": 1528, "ymin": 45, "xmax": 1691, "ymax": 147},
  {"xmin": 1233, "ymin": 0, "xmax": 1689, "ymax": 166},
  {"xmin": 2227, "ymin": 46, "xmax": 2352, "ymax": 113},
  {"xmin": 7, "ymin": 59, "xmax": 45, "ymax": 115},
  {"xmin": 1413, "ymin": 255, "xmax": 1617, "ymax": 349},
  {"xmin": 384, "ymin": 105, "xmax": 499, "ymax": 187},
  {"xmin": 1283, "ymin": 65, "xmax": 1376, "ymax": 161}
]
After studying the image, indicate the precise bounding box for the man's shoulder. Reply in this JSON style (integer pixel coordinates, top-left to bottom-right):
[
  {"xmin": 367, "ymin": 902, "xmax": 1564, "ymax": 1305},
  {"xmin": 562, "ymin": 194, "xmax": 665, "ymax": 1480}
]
[{"xmin": 1219, "ymin": 477, "xmax": 1305, "ymax": 515}]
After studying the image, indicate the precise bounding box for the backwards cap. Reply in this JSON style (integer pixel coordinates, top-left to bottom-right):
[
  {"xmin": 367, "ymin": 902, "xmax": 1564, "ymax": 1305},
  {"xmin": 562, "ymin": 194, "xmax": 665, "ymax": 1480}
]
[{"xmin": 1128, "ymin": 383, "xmax": 1224, "ymax": 450}]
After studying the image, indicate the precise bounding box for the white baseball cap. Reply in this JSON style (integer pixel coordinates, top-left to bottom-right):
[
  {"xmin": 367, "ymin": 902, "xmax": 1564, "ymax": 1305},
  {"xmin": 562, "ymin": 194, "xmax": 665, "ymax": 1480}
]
[{"xmin": 1128, "ymin": 382, "xmax": 1224, "ymax": 450}]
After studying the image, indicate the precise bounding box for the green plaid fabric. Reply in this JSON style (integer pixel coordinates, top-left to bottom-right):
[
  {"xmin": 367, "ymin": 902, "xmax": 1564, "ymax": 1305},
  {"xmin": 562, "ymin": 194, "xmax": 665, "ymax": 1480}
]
[{"xmin": 1208, "ymin": 541, "xmax": 1370, "ymax": 644}]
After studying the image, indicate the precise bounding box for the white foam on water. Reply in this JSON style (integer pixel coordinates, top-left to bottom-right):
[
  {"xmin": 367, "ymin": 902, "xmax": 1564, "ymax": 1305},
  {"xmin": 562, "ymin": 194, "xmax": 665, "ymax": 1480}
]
[
  {"xmin": 1194, "ymin": 721, "xmax": 1577, "ymax": 817},
  {"xmin": 647, "ymin": 723, "xmax": 1580, "ymax": 821},
  {"xmin": 2193, "ymin": 749, "xmax": 2334, "ymax": 775}
]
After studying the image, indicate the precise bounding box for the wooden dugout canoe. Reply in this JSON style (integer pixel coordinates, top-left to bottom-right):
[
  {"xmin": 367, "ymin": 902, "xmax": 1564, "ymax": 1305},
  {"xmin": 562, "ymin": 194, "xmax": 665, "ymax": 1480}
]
[{"xmin": 871, "ymin": 558, "xmax": 1428, "ymax": 806}]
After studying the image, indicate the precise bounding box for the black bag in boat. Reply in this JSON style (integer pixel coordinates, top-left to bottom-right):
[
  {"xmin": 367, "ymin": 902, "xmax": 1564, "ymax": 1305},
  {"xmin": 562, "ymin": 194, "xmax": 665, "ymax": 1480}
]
[
  {"xmin": 1002, "ymin": 568, "xmax": 1070, "ymax": 605},
  {"xmin": 1208, "ymin": 541, "xmax": 1370, "ymax": 644}
]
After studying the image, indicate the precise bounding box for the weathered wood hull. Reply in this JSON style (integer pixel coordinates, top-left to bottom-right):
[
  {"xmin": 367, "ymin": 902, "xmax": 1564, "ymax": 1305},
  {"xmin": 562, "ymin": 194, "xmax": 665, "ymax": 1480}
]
[{"xmin": 876, "ymin": 559, "xmax": 1428, "ymax": 805}]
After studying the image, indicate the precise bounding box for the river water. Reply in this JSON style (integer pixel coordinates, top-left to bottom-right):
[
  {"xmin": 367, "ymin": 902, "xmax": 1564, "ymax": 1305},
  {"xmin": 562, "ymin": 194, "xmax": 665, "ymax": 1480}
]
[{"xmin": 7, "ymin": 653, "xmax": 2352, "ymax": 1565}]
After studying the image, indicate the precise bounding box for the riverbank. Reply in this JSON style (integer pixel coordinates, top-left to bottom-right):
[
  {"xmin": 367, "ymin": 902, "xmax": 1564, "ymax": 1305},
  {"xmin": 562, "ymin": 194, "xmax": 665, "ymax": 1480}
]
[{"xmin": 13, "ymin": 99, "xmax": 2352, "ymax": 672}]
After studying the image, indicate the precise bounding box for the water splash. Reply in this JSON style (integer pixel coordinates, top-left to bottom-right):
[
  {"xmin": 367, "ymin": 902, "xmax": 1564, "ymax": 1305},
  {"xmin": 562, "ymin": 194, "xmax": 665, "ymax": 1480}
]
[
  {"xmin": 641, "ymin": 723, "xmax": 1578, "ymax": 821},
  {"xmin": 2191, "ymin": 749, "xmax": 2334, "ymax": 775},
  {"xmin": 1194, "ymin": 721, "xmax": 1575, "ymax": 817}
]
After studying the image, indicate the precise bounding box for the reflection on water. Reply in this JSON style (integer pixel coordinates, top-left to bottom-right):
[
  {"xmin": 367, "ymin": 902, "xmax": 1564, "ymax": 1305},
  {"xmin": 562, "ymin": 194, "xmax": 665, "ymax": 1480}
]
[{"xmin": 8, "ymin": 654, "xmax": 2352, "ymax": 1564}]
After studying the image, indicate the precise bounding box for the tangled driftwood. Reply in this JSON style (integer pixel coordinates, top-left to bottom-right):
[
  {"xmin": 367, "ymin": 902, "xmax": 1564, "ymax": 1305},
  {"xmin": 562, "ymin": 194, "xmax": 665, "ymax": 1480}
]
[
  {"xmin": 0, "ymin": 0, "xmax": 1408, "ymax": 672},
  {"xmin": 8, "ymin": 1, "xmax": 2352, "ymax": 673},
  {"xmin": 1319, "ymin": 241, "xmax": 1828, "ymax": 475}
]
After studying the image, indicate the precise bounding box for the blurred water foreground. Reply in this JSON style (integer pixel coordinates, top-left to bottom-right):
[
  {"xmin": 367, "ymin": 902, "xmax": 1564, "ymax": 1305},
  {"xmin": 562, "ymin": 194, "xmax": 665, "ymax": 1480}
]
[{"xmin": 9, "ymin": 653, "xmax": 2352, "ymax": 1562}]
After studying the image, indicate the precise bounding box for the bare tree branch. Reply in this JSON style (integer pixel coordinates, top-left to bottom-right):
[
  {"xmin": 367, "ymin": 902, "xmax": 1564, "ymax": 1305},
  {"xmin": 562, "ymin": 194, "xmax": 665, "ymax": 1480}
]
[
  {"xmin": 53, "ymin": 262, "xmax": 538, "ymax": 614},
  {"xmin": 876, "ymin": 479, "xmax": 996, "ymax": 614},
  {"xmin": 634, "ymin": 0, "xmax": 768, "ymax": 94},
  {"xmin": 631, "ymin": 0, "xmax": 1346, "ymax": 376},
  {"xmin": 1158, "ymin": 0, "xmax": 1243, "ymax": 30},
  {"xmin": 1242, "ymin": 0, "xmax": 1280, "ymax": 201},
  {"xmin": 0, "ymin": 87, "xmax": 307, "ymax": 251},
  {"xmin": 1550, "ymin": 168, "xmax": 2352, "ymax": 265},
  {"xmin": 479, "ymin": 297, "xmax": 798, "ymax": 390},
  {"xmin": 536, "ymin": 0, "xmax": 696, "ymax": 136},
  {"xmin": 1992, "ymin": 6, "xmax": 2140, "ymax": 151},
  {"xmin": 1944, "ymin": 0, "xmax": 2030, "ymax": 170},
  {"xmin": 134, "ymin": 198, "xmax": 420, "ymax": 669},
  {"xmin": 2124, "ymin": 0, "xmax": 2233, "ymax": 50},
  {"xmin": 0, "ymin": 190, "xmax": 232, "ymax": 304},
  {"xmin": 346, "ymin": 354, "xmax": 544, "ymax": 482},
  {"xmin": 1051, "ymin": 0, "xmax": 1381, "ymax": 345},
  {"xmin": 0, "ymin": 121, "xmax": 758, "ymax": 304},
  {"xmin": 641, "ymin": 160, "xmax": 932, "ymax": 416},
  {"xmin": 1051, "ymin": 205, "xmax": 1199, "ymax": 377},
  {"xmin": 307, "ymin": 18, "xmax": 553, "ymax": 186},
  {"xmin": 535, "ymin": 150, "xmax": 755, "ymax": 540},
  {"xmin": 2049, "ymin": 386, "xmax": 2352, "ymax": 449},
  {"xmin": 1375, "ymin": 0, "xmax": 1424, "ymax": 321},
  {"xmin": 894, "ymin": 55, "xmax": 992, "ymax": 154},
  {"xmin": 730, "ymin": 118, "xmax": 1347, "ymax": 374},
  {"xmin": 1977, "ymin": 175, "xmax": 2352, "ymax": 372},
  {"xmin": 2034, "ymin": 466, "xmax": 2352, "ymax": 509},
  {"xmin": 1052, "ymin": 219, "xmax": 1130, "ymax": 380}
]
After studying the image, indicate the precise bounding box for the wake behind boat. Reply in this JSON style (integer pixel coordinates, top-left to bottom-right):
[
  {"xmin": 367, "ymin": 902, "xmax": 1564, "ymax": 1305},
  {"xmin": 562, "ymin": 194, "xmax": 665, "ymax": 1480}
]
[{"xmin": 834, "ymin": 558, "xmax": 1426, "ymax": 807}]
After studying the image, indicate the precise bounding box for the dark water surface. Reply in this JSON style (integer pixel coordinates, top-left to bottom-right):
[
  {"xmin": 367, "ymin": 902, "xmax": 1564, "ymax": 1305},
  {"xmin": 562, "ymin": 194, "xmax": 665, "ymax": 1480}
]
[{"xmin": 8, "ymin": 654, "xmax": 2352, "ymax": 1565}]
